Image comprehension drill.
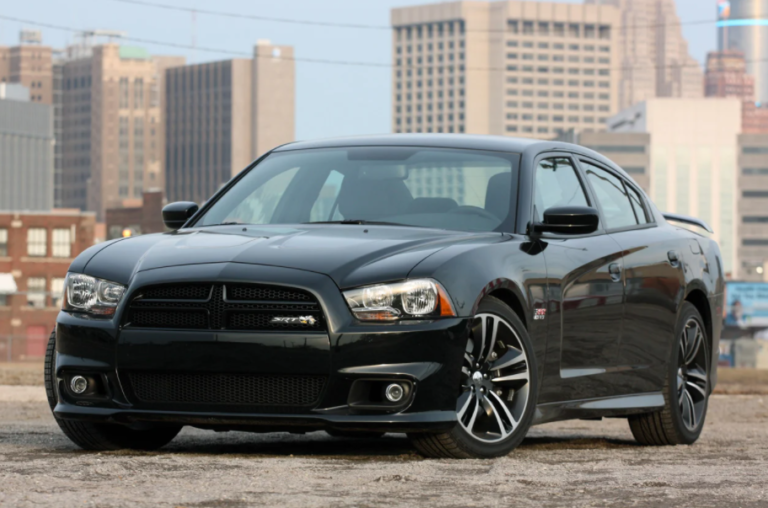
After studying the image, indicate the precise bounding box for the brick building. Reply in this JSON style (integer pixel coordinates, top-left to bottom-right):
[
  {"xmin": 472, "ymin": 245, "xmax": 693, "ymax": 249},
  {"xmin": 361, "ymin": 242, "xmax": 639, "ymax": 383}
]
[
  {"xmin": 105, "ymin": 189, "xmax": 166, "ymax": 240},
  {"xmin": 0, "ymin": 210, "xmax": 96, "ymax": 360},
  {"xmin": 704, "ymin": 50, "xmax": 768, "ymax": 134}
]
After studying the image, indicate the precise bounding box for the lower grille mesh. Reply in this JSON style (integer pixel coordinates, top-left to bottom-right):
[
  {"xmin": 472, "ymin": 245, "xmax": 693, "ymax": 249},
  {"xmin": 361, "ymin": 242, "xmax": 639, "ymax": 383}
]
[{"xmin": 129, "ymin": 372, "xmax": 327, "ymax": 406}]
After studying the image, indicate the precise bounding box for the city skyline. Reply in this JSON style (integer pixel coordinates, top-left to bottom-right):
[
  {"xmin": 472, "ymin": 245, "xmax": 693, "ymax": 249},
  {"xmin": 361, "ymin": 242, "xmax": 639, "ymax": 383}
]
[{"xmin": 0, "ymin": 0, "xmax": 718, "ymax": 140}]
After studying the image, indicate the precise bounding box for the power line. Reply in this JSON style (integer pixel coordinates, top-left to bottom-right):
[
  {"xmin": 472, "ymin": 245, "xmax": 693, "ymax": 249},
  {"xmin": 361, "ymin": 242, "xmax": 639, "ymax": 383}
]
[
  {"xmin": 0, "ymin": 14, "xmax": 390, "ymax": 67},
  {"xmin": 2, "ymin": 14, "xmax": 766, "ymax": 74},
  {"xmin": 101, "ymin": 0, "xmax": 726, "ymax": 34}
]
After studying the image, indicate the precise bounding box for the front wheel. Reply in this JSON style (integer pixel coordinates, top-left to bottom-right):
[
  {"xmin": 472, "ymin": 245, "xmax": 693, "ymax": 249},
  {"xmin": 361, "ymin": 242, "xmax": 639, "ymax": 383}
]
[
  {"xmin": 409, "ymin": 296, "xmax": 538, "ymax": 458},
  {"xmin": 629, "ymin": 302, "xmax": 711, "ymax": 445},
  {"xmin": 45, "ymin": 332, "xmax": 182, "ymax": 451}
]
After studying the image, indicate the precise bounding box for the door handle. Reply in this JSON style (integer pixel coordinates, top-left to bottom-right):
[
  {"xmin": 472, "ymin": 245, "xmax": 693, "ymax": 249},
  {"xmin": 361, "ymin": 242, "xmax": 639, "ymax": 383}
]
[
  {"xmin": 609, "ymin": 263, "xmax": 622, "ymax": 282},
  {"xmin": 668, "ymin": 250, "xmax": 680, "ymax": 267}
]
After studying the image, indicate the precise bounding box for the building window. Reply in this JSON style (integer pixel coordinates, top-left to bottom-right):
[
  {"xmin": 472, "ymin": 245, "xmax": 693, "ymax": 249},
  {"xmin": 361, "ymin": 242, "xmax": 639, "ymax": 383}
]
[
  {"xmin": 27, "ymin": 277, "xmax": 46, "ymax": 308},
  {"xmin": 585, "ymin": 145, "xmax": 646, "ymax": 153},
  {"xmin": 743, "ymin": 239, "xmax": 768, "ymax": 246},
  {"xmin": 0, "ymin": 228, "xmax": 7, "ymax": 257},
  {"xmin": 624, "ymin": 167, "xmax": 646, "ymax": 174},
  {"xmin": 52, "ymin": 228, "xmax": 71, "ymax": 258},
  {"xmin": 134, "ymin": 78, "xmax": 143, "ymax": 109},
  {"xmin": 51, "ymin": 277, "xmax": 66, "ymax": 308},
  {"xmin": 27, "ymin": 228, "xmax": 46, "ymax": 257},
  {"xmin": 743, "ymin": 146, "xmax": 768, "ymax": 154},
  {"xmin": 743, "ymin": 168, "xmax": 768, "ymax": 175},
  {"xmin": 119, "ymin": 77, "xmax": 129, "ymax": 108},
  {"xmin": 743, "ymin": 191, "xmax": 768, "ymax": 198}
]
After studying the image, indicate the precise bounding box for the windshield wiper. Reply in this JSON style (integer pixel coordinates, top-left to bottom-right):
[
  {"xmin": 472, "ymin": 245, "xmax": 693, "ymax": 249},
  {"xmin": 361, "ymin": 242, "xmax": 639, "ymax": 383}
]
[
  {"xmin": 303, "ymin": 220, "xmax": 414, "ymax": 227},
  {"xmin": 195, "ymin": 221, "xmax": 250, "ymax": 228}
]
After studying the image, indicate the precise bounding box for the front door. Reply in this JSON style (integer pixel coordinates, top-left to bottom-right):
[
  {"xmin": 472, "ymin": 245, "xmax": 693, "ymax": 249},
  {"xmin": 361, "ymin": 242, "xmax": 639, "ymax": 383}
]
[{"xmin": 533, "ymin": 156, "xmax": 626, "ymax": 403}]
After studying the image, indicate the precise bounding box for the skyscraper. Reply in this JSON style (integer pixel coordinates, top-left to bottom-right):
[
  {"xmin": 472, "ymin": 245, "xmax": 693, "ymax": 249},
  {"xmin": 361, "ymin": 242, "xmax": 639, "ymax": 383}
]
[
  {"xmin": 705, "ymin": 50, "xmax": 768, "ymax": 134},
  {"xmin": 585, "ymin": 0, "xmax": 703, "ymax": 110},
  {"xmin": 60, "ymin": 44, "xmax": 181, "ymax": 219},
  {"xmin": 391, "ymin": 1, "xmax": 622, "ymax": 139},
  {"xmin": 0, "ymin": 91, "xmax": 54, "ymax": 211},
  {"xmin": 717, "ymin": 0, "xmax": 768, "ymax": 105},
  {"xmin": 607, "ymin": 98, "xmax": 743, "ymax": 276},
  {"xmin": 0, "ymin": 30, "xmax": 53, "ymax": 105},
  {"xmin": 165, "ymin": 41, "xmax": 295, "ymax": 205}
]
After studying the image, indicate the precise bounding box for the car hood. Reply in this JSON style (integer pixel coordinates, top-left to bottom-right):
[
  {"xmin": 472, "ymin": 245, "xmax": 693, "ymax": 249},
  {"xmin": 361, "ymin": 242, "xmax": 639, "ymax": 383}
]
[{"xmin": 78, "ymin": 225, "xmax": 506, "ymax": 288}]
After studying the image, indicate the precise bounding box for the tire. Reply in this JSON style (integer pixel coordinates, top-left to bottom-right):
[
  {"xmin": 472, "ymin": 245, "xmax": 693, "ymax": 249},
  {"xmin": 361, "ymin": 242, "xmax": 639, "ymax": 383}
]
[
  {"xmin": 628, "ymin": 302, "xmax": 710, "ymax": 446},
  {"xmin": 45, "ymin": 331, "xmax": 182, "ymax": 451},
  {"xmin": 408, "ymin": 296, "xmax": 538, "ymax": 459},
  {"xmin": 325, "ymin": 430, "xmax": 385, "ymax": 439}
]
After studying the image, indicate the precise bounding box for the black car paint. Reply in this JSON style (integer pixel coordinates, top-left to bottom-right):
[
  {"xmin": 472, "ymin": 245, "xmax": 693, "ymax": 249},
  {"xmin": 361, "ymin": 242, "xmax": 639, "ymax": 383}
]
[{"xmin": 54, "ymin": 134, "xmax": 724, "ymax": 433}]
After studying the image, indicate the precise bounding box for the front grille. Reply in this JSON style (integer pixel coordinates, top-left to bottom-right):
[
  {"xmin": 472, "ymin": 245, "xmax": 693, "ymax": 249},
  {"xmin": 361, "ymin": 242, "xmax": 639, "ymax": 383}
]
[
  {"xmin": 129, "ymin": 372, "xmax": 327, "ymax": 406},
  {"xmin": 124, "ymin": 283, "xmax": 325, "ymax": 332}
]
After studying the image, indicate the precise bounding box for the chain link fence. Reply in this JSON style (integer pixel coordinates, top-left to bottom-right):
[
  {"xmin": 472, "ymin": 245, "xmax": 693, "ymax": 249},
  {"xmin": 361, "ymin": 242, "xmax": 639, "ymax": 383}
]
[{"xmin": 0, "ymin": 335, "xmax": 49, "ymax": 363}]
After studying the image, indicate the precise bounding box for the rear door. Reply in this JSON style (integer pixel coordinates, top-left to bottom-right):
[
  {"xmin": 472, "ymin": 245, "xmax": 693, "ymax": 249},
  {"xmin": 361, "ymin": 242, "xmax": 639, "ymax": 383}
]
[
  {"xmin": 577, "ymin": 158, "xmax": 685, "ymax": 396},
  {"xmin": 534, "ymin": 154, "xmax": 626, "ymax": 403}
]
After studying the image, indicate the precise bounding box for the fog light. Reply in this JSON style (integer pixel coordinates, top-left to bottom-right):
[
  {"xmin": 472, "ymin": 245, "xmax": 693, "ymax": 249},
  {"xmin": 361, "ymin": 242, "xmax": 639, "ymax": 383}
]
[
  {"xmin": 70, "ymin": 375, "xmax": 88, "ymax": 395},
  {"xmin": 385, "ymin": 383, "xmax": 404, "ymax": 402}
]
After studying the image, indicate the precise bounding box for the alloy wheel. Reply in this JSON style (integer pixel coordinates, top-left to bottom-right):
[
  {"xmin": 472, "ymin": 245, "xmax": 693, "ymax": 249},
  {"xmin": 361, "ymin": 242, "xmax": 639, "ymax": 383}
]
[
  {"xmin": 677, "ymin": 318, "xmax": 708, "ymax": 431},
  {"xmin": 457, "ymin": 313, "xmax": 530, "ymax": 444}
]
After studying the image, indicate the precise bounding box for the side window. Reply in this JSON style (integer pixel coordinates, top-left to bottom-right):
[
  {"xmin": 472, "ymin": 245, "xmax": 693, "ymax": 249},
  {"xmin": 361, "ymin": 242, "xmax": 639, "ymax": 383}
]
[
  {"xmin": 582, "ymin": 161, "xmax": 637, "ymax": 229},
  {"xmin": 627, "ymin": 185, "xmax": 650, "ymax": 224},
  {"xmin": 534, "ymin": 157, "xmax": 589, "ymax": 221},
  {"xmin": 222, "ymin": 167, "xmax": 300, "ymax": 224},
  {"xmin": 309, "ymin": 170, "xmax": 344, "ymax": 222}
]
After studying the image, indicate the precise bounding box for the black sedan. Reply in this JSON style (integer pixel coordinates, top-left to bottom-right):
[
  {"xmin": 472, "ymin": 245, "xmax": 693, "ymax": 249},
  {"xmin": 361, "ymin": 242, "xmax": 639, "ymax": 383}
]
[{"xmin": 47, "ymin": 135, "xmax": 723, "ymax": 459}]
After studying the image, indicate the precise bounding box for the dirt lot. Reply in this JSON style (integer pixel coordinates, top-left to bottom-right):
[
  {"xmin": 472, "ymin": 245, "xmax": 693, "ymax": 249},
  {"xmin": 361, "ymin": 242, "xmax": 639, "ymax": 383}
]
[{"xmin": 0, "ymin": 389, "xmax": 766, "ymax": 508}]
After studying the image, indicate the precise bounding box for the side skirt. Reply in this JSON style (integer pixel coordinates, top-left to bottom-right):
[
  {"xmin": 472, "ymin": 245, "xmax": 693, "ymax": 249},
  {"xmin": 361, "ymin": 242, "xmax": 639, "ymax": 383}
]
[{"xmin": 533, "ymin": 392, "xmax": 665, "ymax": 426}]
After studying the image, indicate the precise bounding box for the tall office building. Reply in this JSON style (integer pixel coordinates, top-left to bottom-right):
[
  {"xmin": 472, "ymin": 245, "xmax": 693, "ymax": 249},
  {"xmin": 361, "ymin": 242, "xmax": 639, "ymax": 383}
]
[
  {"xmin": 0, "ymin": 30, "xmax": 53, "ymax": 105},
  {"xmin": 60, "ymin": 44, "xmax": 181, "ymax": 219},
  {"xmin": 0, "ymin": 90, "xmax": 54, "ymax": 211},
  {"xmin": 585, "ymin": 0, "xmax": 703, "ymax": 110},
  {"xmin": 718, "ymin": 0, "xmax": 768, "ymax": 105},
  {"xmin": 557, "ymin": 129, "xmax": 651, "ymax": 191},
  {"xmin": 165, "ymin": 41, "xmax": 295, "ymax": 204},
  {"xmin": 738, "ymin": 133, "xmax": 768, "ymax": 281},
  {"xmin": 391, "ymin": 1, "xmax": 621, "ymax": 139},
  {"xmin": 607, "ymin": 99, "xmax": 742, "ymax": 276},
  {"xmin": 705, "ymin": 50, "xmax": 768, "ymax": 133}
]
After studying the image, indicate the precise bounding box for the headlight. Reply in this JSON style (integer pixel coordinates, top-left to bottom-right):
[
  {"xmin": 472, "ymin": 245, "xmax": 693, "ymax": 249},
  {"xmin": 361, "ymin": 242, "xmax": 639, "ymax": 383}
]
[
  {"xmin": 63, "ymin": 273, "xmax": 126, "ymax": 316},
  {"xmin": 343, "ymin": 279, "xmax": 456, "ymax": 321}
]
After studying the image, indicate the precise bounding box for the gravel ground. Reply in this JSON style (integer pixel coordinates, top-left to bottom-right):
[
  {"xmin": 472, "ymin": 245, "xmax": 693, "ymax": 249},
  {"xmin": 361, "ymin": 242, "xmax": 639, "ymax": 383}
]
[{"xmin": 0, "ymin": 389, "xmax": 766, "ymax": 508}]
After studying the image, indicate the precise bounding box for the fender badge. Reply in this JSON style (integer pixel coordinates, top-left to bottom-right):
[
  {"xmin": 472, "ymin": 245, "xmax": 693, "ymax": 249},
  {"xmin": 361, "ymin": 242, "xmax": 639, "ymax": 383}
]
[
  {"xmin": 271, "ymin": 315, "xmax": 317, "ymax": 326},
  {"xmin": 533, "ymin": 309, "xmax": 547, "ymax": 321}
]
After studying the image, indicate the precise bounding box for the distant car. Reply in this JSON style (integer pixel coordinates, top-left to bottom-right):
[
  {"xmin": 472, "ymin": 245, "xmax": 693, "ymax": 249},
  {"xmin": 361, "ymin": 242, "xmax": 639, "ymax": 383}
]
[{"xmin": 46, "ymin": 135, "xmax": 723, "ymax": 459}]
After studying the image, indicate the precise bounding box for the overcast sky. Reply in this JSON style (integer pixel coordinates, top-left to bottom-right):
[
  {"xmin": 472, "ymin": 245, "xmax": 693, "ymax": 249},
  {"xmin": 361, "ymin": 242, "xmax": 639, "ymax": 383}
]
[{"xmin": 0, "ymin": 0, "xmax": 718, "ymax": 140}]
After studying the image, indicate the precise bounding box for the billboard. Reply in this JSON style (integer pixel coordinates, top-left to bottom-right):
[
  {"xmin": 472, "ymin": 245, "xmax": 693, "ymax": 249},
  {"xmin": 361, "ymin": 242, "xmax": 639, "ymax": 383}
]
[{"xmin": 725, "ymin": 282, "xmax": 768, "ymax": 328}]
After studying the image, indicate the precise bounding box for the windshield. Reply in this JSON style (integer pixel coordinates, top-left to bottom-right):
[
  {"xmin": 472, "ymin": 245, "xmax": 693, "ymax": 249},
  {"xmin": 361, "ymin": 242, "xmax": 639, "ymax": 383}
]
[{"xmin": 195, "ymin": 147, "xmax": 519, "ymax": 232}]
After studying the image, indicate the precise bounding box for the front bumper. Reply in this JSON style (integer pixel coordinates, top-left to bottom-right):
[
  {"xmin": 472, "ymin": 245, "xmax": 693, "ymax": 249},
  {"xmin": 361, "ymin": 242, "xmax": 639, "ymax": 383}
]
[{"xmin": 54, "ymin": 263, "xmax": 470, "ymax": 433}]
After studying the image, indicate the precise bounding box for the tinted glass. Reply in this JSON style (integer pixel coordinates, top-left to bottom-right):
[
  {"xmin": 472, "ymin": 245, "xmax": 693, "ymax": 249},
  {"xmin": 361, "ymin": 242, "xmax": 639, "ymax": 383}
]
[
  {"xmin": 197, "ymin": 147, "xmax": 517, "ymax": 232},
  {"xmin": 582, "ymin": 161, "xmax": 637, "ymax": 229},
  {"xmin": 627, "ymin": 185, "xmax": 649, "ymax": 224},
  {"xmin": 534, "ymin": 157, "xmax": 589, "ymax": 220}
]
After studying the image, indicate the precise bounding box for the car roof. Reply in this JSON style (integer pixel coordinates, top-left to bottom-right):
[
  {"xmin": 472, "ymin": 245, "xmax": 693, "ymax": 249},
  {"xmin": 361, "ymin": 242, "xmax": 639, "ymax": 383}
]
[{"xmin": 272, "ymin": 134, "xmax": 634, "ymax": 182}]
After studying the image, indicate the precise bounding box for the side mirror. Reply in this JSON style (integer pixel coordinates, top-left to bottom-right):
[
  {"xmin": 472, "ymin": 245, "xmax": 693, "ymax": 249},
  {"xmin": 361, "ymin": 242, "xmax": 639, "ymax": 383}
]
[
  {"xmin": 532, "ymin": 206, "xmax": 600, "ymax": 235},
  {"xmin": 162, "ymin": 201, "xmax": 199, "ymax": 230}
]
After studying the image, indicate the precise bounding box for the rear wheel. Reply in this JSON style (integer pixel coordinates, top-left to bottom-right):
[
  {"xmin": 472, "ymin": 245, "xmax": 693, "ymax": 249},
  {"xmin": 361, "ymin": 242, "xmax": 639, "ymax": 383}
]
[
  {"xmin": 45, "ymin": 332, "xmax": 182, "ymax": 451},
  {"xmin": 629, "ymin": 302, "xmax": 710, "ymax": 445},
  {"xmin": 409, "ymin": 296, "xmax": 538, "ymax": 458}
]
